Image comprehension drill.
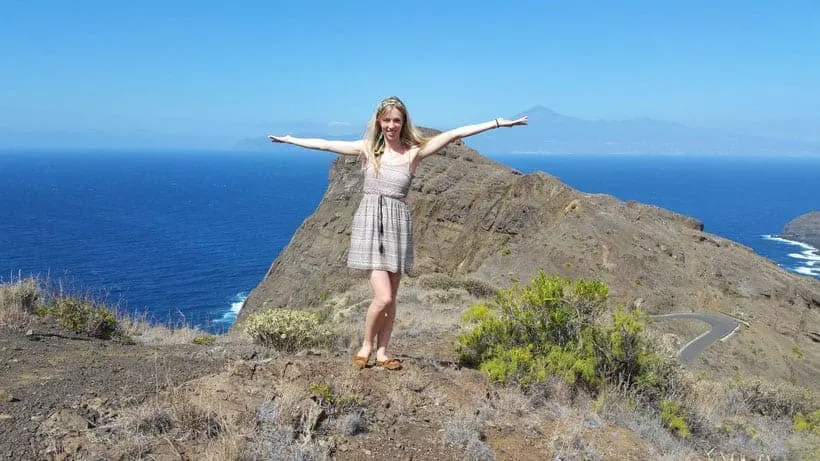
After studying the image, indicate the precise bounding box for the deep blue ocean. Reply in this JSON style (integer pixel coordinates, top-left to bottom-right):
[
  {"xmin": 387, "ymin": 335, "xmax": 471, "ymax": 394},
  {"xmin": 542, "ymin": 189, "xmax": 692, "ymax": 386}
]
[{"xmin": 1, "ymin": 149, "xmax": 817, "ymax": 332}]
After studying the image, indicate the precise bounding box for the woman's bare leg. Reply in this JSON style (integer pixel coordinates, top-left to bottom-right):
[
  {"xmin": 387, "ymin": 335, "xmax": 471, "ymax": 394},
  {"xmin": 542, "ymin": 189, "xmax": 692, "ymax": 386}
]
[
  {"xmin": 375, "ymin": 271, "xmax": 401, "ymax": 362},
  {"xmin": 356, "ymin": 270, "xmax": 394, "ymax": 360}
]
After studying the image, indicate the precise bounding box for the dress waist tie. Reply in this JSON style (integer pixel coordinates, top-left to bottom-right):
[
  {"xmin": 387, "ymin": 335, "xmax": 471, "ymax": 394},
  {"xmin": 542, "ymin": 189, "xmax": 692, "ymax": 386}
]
[{"xmin": 377, "ymin": 194, "xmax": 384, "ymax": 255}]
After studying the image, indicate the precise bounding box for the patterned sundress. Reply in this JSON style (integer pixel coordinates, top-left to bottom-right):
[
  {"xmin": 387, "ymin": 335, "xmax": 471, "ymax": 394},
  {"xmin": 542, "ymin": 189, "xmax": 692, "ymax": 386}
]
[{"xmin": 347, "ymin": 163, "xmax": 414, "ymax": 274}]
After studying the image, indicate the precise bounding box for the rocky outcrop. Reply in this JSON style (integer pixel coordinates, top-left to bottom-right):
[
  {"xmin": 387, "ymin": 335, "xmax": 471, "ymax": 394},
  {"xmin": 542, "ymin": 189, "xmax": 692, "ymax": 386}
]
[
  {"xmin": 782, "ymin": 211, "xmax": 820, "ymax": 249},
  {"xmin": 231, "ymin": 131, "xmax": 820, "ymax": 389}
]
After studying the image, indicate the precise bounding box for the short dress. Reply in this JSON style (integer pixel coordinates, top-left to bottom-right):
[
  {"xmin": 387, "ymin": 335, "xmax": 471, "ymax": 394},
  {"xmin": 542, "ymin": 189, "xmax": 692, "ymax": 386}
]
[{"xmin": 347, "ymin": 163, "xmax": 414, "ymax": 274}]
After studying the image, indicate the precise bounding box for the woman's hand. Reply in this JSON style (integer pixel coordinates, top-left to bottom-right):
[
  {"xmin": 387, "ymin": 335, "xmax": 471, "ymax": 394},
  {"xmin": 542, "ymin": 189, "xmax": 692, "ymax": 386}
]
[
  {"xmin": 267, "ymin": 135, "xmax": 292, "ymax": 143},
  {"xmin": 497, "ymin": 116, "xmax": 528, "ymax": 128}
]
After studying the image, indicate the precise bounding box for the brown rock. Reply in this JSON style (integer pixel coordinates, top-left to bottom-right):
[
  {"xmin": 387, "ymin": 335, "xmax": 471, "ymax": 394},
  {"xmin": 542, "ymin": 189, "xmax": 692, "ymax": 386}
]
[{"xmin": 42, "ymin": 410, "xmax": 90, "ymax": 437}]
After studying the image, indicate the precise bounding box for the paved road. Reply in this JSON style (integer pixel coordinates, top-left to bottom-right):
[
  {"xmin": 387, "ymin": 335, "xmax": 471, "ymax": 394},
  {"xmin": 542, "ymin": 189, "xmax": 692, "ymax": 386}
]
[{"xmin": 651, "ymin": 313, "xmax": 740, "ymax": 364}]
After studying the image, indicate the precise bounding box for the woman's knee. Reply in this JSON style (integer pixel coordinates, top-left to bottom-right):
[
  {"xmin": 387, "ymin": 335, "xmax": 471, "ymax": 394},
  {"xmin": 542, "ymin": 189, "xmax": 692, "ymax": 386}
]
[{"xmin": 372, "ymin": 292, "xmax": 394, "ymax": 310}]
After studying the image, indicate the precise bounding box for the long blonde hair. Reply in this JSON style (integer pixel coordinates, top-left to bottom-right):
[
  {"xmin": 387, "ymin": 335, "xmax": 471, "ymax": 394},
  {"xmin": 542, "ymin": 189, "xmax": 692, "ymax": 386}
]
[{"xmin": 362, "ymin": 96, "xmax": 427, "ymax": 173}]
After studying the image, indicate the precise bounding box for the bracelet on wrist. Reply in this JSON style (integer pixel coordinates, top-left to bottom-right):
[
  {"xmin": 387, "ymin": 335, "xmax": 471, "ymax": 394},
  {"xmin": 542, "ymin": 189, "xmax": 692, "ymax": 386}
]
[{"xmin": 495, "ymin": 118, "xmax": 500, "ymax": 128}]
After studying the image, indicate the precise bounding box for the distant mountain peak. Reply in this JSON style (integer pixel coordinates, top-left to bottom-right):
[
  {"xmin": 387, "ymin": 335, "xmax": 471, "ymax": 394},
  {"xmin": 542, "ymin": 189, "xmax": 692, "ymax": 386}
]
[{"xmin": 522, "ymin": 105, "xmax": 559, "ymax": 115}]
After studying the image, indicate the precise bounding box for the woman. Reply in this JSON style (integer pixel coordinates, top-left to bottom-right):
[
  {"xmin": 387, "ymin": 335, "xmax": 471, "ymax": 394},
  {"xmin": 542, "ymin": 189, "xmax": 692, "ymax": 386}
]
[{"xmin": 269, "ymin": 96, "xmax": 527, "ymax": 370}]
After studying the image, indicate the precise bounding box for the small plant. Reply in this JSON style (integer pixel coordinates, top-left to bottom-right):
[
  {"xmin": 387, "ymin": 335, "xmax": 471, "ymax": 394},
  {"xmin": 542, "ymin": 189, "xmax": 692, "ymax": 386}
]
[
  {"xmin": 792, "ymin": 345, "xmax": 804, "ymax": 359},
  {"xmin": 192, "ymin": 334, "xmax": 216, "ymax": 345},
  {"xmin": 134, "ymin": 401, "xmax": 222, "ymax": 440},
  {"xmin": 36, "ymin": 297, "xmax": 119, "ymax": 339},
  {"xmin": 793, "ymin": 409, "xmax": 820, "ymax": 436},
  {"xmin": 245, "ymin": 308, "xmax": 335, "ymax": 352},
  {"xmin": 442, "ymin": 413, "xmax": 494, "ymax": 461},
  {"xmin": 660, "ymin": 399, "xmax": 690, "ymax": 438},
  {"xmin": 309, "ymin": 381, "xmax": 335, "ymax": 405}
]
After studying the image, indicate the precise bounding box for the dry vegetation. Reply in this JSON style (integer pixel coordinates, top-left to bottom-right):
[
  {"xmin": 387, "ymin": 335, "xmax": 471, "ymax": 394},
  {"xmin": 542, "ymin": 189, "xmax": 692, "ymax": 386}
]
[{"xmin": 1, "ymin": 274, "xmax": 819, "ymax": 460}]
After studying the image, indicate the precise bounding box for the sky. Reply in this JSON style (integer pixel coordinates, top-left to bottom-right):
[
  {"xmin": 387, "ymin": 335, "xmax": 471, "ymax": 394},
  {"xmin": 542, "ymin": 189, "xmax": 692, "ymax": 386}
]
[{"xmin": 1, "ymin": 0, "xmax": 818, "ymax": 148}]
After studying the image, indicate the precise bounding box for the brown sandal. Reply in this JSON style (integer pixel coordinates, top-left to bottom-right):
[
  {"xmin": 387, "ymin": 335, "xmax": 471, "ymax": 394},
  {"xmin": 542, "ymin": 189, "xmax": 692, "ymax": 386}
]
[
  {"xmin": 375, "ymin": 359, "xmax": 402, "ymax": 370},
  {"xmin": 353, "ymin": 355, "xmax": 369, "ymax": 369}
]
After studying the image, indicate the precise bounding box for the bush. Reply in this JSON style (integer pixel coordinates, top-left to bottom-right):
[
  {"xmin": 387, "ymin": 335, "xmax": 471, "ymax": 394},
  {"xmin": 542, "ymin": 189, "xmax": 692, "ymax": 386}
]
[
  {"xmin": 660, "ymin": 399, "xmax": 691, "ymax": 438},
  {"xmin": 0, "ymin": 278, "xmax": 41, "ymax": 327},
  {"xmin": 192, "ymin": 334, "xmax": 216, "ymax": 345},
  {"xmin": 245, "ymin": 308, "xmax": 334, "ymax": 352},
  {"xmin": 36, "ymin": 297, "xmax": 120, "ymax": 339},
  {"xmin": 738, "ymin": 379, "xmax": 815, "ymax": 419},
  {"xmin": 793, "ymin": 410, "xmax": 820, "ymax": 436},
  {"xmin": 457, "ymin": 272, "xmax": 670, "ymax": 396}
]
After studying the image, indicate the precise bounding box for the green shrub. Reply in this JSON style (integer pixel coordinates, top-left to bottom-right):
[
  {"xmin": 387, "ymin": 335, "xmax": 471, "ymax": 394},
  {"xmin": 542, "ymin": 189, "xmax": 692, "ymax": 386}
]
[
  {"xmin": 660, "ymin": 399, "xmax": 691, "ymax": 438},
  {"xmin": 244, "ymin": 308, "xmax": 334, "ymax": 352},
  {"xmin": 793, "ymin": 410, "xmax": 820, "ymax": 436},
  {"xmin": 37, "ymin": 297, "xmax": 119, "ymax": 339},
  {"xmin": 457, "ymin": 272, "xmax": 669, "ymax": 395},
  {"xmin": 192, "ymin": 334, "xmax": 216, "ymax": 345}
]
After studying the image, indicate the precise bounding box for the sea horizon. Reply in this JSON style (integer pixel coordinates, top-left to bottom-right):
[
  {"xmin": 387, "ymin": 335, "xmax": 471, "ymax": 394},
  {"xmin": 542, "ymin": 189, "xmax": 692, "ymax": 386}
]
[{"xmin": 1, "ymin": 148, "xmax": 817, "ymax": 332}]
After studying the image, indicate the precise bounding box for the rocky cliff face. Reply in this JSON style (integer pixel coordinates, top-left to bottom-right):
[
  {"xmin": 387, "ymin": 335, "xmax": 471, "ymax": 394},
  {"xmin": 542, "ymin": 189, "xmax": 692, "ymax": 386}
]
[
  {"xmin": 232, "ymin": 133, "xmax": 820, "ymax": 388},
  {"xmin": 782, "ymin": 211, "xmax": 820, "ymax": 249}
]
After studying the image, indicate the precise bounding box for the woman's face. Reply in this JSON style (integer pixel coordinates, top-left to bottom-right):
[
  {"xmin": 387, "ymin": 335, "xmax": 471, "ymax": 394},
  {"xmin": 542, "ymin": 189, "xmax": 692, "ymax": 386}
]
[{"xmin": 379, "ymin": 106, "xmax": 404, "ymax": 143}]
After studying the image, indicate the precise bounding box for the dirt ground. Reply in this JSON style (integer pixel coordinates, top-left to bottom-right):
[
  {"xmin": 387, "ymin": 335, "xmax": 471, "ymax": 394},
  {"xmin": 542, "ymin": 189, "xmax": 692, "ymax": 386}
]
[
  {"xmin": 0, "ymin": 317, "xmax": 240, "ymax": 459},
  {"xmin": 0, "ymin": 311, "xmax": 655, "ymax": 461}
]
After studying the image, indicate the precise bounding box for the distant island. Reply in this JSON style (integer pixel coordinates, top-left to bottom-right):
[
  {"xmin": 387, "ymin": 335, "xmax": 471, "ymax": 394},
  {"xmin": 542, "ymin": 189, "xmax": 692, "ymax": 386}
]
[
  {"xmin": 239, "ymin": 106, "xmax": 820, "ymax": 156},
  {"xmin": 782, "ymin": 211, "xmax": 820, "ymax": 249}
]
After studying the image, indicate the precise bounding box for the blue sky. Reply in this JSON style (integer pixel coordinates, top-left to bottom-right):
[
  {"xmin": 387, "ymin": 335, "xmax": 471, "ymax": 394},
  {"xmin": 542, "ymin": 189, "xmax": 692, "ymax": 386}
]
[{"xmin": 1, "ymin": 0, "xmax": 818, "ymax": 147}]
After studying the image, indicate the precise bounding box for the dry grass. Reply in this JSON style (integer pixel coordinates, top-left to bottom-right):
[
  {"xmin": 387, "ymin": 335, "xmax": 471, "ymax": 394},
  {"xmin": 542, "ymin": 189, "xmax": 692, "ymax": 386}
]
[
  {"xmin": 548, "ymin": 419, "xmax": 603, "ymax": 461},
  {"xmin": 0, "ymin": 277, "xmax": 215, "ymax": 345},
  {"xmin": 237, "ymin": 383, "xmax": 332, "ymax": 461},
  {"xmin": 93, "ymin": 385, "xmax": 250, "ymax": 460},
  {"xmin": 0, "ymin": 277, "xmax": 40, "ymax": 328},
  {"xmin": 126, "ymin": 321, "xmax": 218, "ymax": 345},
  {"xmin": 442, "ymin": 412, "xmax": 495, "ymax": 461},
  {"xmin": 591, "ymin": 371, "xmax": 820, "ymax": 460}
]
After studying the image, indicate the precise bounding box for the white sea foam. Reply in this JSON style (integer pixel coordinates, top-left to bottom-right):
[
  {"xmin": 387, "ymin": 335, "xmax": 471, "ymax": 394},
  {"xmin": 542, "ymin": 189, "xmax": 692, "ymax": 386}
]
[
  {"xmin": 762, "ymin": 235, "xmax": 820, "ymax": 279},
  {"xmin": 787, "ymin": 252, "xmax": 820, "ymax": 261},
  {"xmin": 795, "ymin": 267, "xmax": 820, "ymax": 276},
  {"xmin": 762, "ymin": 235, "xmax": 817, "ymax": 251},
  {"xmin": 214, "ymin": 292, "xmax": 248, "ymax": 324}
]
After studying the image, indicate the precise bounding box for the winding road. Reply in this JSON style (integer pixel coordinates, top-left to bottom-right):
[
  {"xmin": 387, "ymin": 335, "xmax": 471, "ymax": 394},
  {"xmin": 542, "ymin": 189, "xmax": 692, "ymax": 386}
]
[{"xmin": 651, "ymin": 313, "xmax": 740, "ymax": 364}]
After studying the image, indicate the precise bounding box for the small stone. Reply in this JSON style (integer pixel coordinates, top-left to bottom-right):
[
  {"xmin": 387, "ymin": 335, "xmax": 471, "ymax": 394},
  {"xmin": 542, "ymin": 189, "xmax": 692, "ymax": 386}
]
[
  {"xmin": 365, "ymin": 449, "xmax": 372, "ymax": 456},
  {"xmin": 0, "ymin": 414, "xmax": 12, "ymax": 421},
  {"xmin": 230, "ymin": 360, "xmax": 257, "ymax": 379},
  {"xmin": 43, "ymin": 410, "xmax": 89, "ymax": 437},
  {"xmin": 25, "ymin": 329, "xmax": 33, "ymax": 336},
  {"xmin": 0, "ymin": 390, "xmax": 17, "ymax": 403}
]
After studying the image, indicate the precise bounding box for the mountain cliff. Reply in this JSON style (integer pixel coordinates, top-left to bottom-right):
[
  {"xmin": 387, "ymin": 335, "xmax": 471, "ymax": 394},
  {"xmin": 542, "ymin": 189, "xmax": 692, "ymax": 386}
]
[{"xmin": 232, "ymin": 130, "xmax": 820, "ymax": 389}]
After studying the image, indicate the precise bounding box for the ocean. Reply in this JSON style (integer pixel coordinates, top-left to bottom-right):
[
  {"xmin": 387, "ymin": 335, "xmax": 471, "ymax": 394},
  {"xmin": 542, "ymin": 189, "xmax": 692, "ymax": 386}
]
[{"xmin": 1, "ymin": 149, "xmax": 817, "ymax": 332}]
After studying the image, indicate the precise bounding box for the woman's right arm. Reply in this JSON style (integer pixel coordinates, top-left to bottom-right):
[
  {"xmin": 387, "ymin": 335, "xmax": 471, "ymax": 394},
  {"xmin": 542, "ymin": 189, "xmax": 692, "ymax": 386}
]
[{"xmin": 268, "ymin": 135, "xmax": 364, "ymax": 156}]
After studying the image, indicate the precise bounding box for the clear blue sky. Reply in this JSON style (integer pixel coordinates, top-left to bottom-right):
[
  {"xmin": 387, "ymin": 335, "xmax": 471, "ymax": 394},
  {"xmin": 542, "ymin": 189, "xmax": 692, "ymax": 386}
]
[{"xmin": 1, "ymin": 0, "xmax": 818, "ymax": 147}]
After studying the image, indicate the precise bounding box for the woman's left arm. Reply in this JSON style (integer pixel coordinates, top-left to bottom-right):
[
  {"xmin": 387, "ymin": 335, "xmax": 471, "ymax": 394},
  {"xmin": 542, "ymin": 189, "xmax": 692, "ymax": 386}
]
[{"xmin": 416, "ymin": 116, "xmax": 528, "ymax": 160}]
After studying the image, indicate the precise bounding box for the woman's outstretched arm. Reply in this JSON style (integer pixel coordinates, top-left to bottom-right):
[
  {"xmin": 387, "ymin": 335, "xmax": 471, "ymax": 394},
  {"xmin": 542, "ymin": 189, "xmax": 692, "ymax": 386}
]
[
  {"xmin": 416, "ymin": 116, "xmax": 528, "ymax": 160},
  {"xmin": 268, "ymin": 135, "xmax": 364, "ymax": 156}
]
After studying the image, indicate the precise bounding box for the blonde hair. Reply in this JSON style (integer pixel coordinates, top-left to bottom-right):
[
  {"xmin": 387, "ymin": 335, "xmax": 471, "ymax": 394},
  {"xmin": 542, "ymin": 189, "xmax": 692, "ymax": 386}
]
[{"xmin": 362, "ymin": 96, "xmax": 427, "ymax": 174}]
